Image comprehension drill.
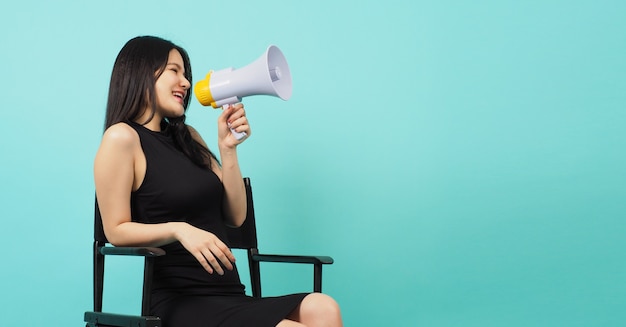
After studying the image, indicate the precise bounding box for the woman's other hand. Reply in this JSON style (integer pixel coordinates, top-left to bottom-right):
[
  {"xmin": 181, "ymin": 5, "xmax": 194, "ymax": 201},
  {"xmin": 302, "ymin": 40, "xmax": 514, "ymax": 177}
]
[{"xmin": 174, "ymin": 222, "xmax": 236, "ymax": 275}]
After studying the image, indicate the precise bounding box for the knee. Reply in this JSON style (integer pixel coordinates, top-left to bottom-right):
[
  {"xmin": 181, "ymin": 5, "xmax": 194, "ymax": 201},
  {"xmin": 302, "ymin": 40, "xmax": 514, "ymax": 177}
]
[{"xmin": 301, "ymin": 293, "xmax": 342, "ymax": 321}]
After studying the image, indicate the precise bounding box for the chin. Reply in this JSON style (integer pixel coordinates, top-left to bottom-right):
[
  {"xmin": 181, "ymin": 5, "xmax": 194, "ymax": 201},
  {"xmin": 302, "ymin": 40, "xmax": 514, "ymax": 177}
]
[
  {"xmin": 165, "ymin": 108, "xmax": 186, "ymax": 118},
  {"xmin": 167, "ymin": 113, "xmax": 185, "ymax": 119}
]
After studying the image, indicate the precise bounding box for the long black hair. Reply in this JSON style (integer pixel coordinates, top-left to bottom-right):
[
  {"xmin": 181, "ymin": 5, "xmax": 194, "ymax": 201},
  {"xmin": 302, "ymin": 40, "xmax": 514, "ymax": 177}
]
[{"xmin": 105, "ymin": 36, "xmax": 217, "ymax": 169}]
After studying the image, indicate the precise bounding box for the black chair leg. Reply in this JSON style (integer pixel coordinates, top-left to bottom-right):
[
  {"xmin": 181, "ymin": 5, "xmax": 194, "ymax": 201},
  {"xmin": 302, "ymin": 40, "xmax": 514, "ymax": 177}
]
[
  {"xmin": 142, "ymin": 258, "xmax": 155, "ymax": 316},
  {"xmin": 313, "ymin": 264, "xmax": 322, "ymax": 292}
]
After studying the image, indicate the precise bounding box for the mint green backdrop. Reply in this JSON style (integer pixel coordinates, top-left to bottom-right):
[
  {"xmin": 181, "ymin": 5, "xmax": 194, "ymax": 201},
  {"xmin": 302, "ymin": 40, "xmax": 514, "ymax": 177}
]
[{"xmin": 1, "ymin": 0, "xmax": 624, "ymax": 326}]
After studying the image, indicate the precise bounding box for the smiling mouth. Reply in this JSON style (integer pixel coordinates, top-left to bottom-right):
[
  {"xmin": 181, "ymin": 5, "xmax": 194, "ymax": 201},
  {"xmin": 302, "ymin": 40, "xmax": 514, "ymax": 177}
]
[{"xmin": 173, "ymin": 92, "xmax": 185, "ymax": 102}]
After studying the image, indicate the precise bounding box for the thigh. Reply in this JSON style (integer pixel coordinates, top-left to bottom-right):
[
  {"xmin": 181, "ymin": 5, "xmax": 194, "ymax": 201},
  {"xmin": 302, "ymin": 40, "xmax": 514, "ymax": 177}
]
[
  {"xmin": 276, "ymin": 319, "xmax": 306, "ymax": 327},
  {"xmin": 286, "ymin": 293, "xmax": 341, "ymax": 322}
]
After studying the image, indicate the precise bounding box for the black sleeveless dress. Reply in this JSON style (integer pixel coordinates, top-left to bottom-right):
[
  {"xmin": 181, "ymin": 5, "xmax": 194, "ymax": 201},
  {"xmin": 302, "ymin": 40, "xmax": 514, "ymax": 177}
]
[{"xmin": 126, "ymin": 121, "xmax": 307, "ymax": 327}]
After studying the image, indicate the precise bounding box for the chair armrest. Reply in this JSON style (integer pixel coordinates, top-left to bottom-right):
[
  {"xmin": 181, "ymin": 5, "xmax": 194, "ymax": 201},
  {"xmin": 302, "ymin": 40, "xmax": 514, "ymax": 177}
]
[
  {"xmin": 84, "ymin": 311, "xmax": 161, "ymax": 327},
  {"xmin": 252, "ymin": 253, "xmax": 333, "ymax": 265},
  {"xmin": 99, "ymin": 246, "xmax": 166, "ymax": 257}
]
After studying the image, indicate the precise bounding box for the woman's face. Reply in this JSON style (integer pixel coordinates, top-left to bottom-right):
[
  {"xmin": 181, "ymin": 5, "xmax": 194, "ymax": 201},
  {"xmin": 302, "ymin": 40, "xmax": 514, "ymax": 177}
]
[{"xmin": 154, "ymin": 49, "xmax": 190, "ymax": 118}]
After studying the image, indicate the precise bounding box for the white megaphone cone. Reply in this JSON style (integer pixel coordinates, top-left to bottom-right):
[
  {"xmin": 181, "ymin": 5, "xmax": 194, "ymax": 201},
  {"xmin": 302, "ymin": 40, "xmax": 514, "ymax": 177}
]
[{"xmin": 194, "ymin": 45, "xmax": 292, "ymax": 140}]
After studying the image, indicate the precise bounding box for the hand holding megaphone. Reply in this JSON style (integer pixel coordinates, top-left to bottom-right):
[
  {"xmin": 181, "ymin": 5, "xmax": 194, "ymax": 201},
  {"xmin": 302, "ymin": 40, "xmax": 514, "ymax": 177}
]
[{"xmin": 194, "ymin": 45, "xmax": 292, "ymax": 140}]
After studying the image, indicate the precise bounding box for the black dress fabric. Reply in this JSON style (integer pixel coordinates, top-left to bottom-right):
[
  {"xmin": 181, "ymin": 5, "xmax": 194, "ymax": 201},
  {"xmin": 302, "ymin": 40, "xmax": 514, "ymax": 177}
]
[{"xmin": 126, "ymin": 121, "xmax": 307, "ymax": 327}]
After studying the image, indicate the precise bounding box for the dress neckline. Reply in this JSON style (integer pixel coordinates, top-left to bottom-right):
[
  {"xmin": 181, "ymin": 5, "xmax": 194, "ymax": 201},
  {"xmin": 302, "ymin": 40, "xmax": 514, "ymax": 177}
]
[{"xmin": 127, "ymin": 120, "xmax": 170, "ymax": 137}]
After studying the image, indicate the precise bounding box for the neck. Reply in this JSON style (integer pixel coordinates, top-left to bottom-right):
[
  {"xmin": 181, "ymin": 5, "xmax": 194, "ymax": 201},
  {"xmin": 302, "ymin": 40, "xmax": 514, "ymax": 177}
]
[{"xmin": 135, "ymin": 109, "xmax": 162, "ymax": 132}]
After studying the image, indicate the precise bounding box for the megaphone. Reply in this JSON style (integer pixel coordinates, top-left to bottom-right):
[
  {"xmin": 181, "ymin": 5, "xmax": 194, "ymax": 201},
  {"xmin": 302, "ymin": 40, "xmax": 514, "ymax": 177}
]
[{"xmin": 194, "ymin": 45, "xmax": 292, "ymax": 140}]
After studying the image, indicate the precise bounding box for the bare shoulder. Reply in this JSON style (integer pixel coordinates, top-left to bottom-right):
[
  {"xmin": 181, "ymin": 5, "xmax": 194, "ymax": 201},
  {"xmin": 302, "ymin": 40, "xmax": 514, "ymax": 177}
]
[
  {"xmin": 95, "ymin": 122, "xmax": 140, "ymax": 181},
  {"xmin": 101, "ymin": 122, "xmax": 140, "ymax": 150}
]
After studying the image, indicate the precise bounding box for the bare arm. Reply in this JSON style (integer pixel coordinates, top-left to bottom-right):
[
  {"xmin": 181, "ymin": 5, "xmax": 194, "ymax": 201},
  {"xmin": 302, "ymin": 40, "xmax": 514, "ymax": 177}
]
[
  {"xmin": 94, "ymin": 123, "xmax": 235, "ymax": 275},
  {"xmin": 94, "ymin": 123, "xmax": 174, "ymax": 246},
  {"xmin": 218, "ymin": 145, "xmax": 247, "ymax": 227},
  {"xmin": 188, "ymin": 104, "xmax": 250, "ymax": 228}
]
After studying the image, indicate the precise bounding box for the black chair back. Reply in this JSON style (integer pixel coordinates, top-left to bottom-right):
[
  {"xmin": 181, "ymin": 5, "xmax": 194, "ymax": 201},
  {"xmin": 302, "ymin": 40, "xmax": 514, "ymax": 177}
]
[
  {"xmin": 94, "ymin": 200, "xmax": 107, "ymax": 243},
  {"xmin": 225, "ymin": 177, "xmax": 259, "ymax": 249}
]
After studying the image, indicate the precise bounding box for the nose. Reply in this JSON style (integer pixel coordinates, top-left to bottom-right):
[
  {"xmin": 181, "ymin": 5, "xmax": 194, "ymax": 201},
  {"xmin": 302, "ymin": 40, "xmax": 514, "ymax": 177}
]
[{"xmin": 181, "ymin": 76, "xmax": 191, "ymax": 90}]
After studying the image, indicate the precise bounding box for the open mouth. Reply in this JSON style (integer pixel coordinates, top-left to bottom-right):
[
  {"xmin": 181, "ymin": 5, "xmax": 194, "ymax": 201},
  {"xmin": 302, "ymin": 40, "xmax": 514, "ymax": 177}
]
[{"xmin": 173, "ymin": 91, "xmax": 185, "ymax": 102}]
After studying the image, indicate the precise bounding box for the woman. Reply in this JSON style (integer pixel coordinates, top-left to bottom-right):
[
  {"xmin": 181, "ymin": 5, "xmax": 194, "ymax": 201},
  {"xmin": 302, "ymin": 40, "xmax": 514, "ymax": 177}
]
[{"xmin": 94, "ymin": 36, "xmax": 342, "ymax": 327}]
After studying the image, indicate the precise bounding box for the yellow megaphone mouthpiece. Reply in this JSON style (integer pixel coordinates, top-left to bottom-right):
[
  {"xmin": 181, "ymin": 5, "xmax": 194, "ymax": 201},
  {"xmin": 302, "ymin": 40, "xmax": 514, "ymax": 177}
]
[{"xmin": 193, "ymin": 72, "xmax": 218, "ymax": 108}]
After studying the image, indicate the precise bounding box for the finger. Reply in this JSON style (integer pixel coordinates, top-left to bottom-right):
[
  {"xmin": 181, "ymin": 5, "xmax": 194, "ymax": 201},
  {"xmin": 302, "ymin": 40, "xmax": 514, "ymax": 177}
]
[
  {"xmin": 210, "ymin": 244, "xmax": 235, "ymax": 271},
  {"xmin": 229, "ymin": 116, "xmax": 248, "ymax": 130},
  {"xmin": 219, "ymin": 103, "xmax": 239, "ymax": 125},
  {"xmin": 201, "ymin": 248, "xmax": 225, "ymax": 275},
  {"xmin": 221, "ymin": 245, "xmax": 236, "ymax": 266},
  {"xmin": 221, "ymin": 103, "xmax": 243, "ymax": 116},
  {"xmin": 234, "ymin": 122, "xmax": 251, "ymax": 137},
  {"xmin": 191, "ymin": 251, "xmax": 214, "ymax": 274},
  {"xmin": 218, "ymin": 106, "xmax": 232, "ymax": 124},
  {"xmin": 213, "ymin": 239, "xmax": 236, "ymax": 262},
  {"xmin": 227, "ymin": 108, "xmax": 246, "ymax": 126}
]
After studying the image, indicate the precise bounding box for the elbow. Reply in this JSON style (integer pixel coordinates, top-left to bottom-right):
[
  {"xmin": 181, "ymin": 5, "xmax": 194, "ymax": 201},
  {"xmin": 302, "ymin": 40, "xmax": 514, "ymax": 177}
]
[
  {"xmin": 225, "ymin": 210, "xmax": 247, "ymax": 228},
  {"xmin": 229, "ymin": 216, "xmax": 247, "ymax": 228},
  {"xmin": 232, "ymin": 218, "xmax": 246, "ymax": 228},
  {"xmin": 103, "ymin": 230, "xmax": 125, "ymax": 247},
  {"xmin": 102, "ymin": 222, "xmax": 131, "ymax": 247},
  {"xmin": 223, "ymin": 199, "xmax": 247, "ymax": 227}
]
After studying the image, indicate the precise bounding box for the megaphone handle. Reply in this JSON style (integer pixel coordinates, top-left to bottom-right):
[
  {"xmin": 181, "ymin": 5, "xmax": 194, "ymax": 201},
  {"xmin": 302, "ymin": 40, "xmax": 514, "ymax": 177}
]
[{"xmin": 223, "ymin": 104, "xmax": 248, "ymax": 140}]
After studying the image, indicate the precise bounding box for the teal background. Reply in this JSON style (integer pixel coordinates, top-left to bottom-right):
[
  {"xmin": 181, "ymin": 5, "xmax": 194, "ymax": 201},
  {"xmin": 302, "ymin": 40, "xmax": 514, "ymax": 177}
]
[{"xmin": 1, "ymin": 0, "xmax": 624, "ymax": 326}]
